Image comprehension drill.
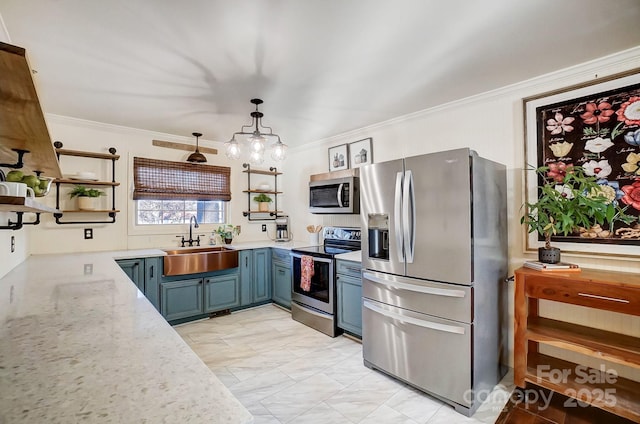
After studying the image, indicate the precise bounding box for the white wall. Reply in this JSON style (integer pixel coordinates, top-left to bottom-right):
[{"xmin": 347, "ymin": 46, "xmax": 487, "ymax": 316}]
[
  {"xmin": 281, "ymin": 46, "xmax": 640, "ymax": 372},
  {"xmin": 28, "ymin": 117, "xmax": 280, "ymax": 254}
]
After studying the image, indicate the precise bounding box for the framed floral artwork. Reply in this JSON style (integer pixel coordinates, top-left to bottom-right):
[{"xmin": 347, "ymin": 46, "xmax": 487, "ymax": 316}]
[
  {"xmin": 328, "ymin": 144, "xmax": 349, "ymax": 172},
  {"xmin": 524, "ymin": 68, "xmax": 640, "ymax": 258},
  {"xmin": 348, "ymin": 138, "xmax": 373, "ymax": 168}
]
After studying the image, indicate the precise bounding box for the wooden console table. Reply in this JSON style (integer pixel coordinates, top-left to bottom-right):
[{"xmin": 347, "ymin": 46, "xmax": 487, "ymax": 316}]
[{"xmin": 514, "ymin": 267, "xmax": 640, "ymax": 421}]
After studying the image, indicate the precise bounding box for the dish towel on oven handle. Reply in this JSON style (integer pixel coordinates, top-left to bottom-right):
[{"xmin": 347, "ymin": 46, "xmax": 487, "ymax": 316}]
[{"xmin": 300, "ymin": 255, "xmax": 315, "ymax": 292}]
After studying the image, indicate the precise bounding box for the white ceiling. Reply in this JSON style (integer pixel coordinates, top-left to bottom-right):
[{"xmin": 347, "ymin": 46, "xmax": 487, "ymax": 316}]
[{"xmin": 2, "ymin": 0, "xmax": 640, "ymax": 148}]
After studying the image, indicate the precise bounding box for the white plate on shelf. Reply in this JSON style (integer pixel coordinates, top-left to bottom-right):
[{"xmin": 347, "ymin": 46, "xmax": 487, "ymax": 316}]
[{"xmin": 65, "ymin": 174, "xmax": 99, "ymax": 181}]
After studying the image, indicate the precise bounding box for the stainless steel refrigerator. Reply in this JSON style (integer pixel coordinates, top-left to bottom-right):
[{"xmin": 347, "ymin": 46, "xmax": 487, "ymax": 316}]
[{"xmin": 360, "ymin": 148, "xmax": 508, "ymax": 417}]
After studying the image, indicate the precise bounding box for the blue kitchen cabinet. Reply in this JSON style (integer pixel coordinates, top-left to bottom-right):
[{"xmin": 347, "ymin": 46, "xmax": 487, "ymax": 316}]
[
  {"xmin": 116, "ymin": 257, "xmax": 161, "ymax": 311},
  {"xmin": 239, "ymin": 248, "xmax": 272, "ymax": 307},
  {"xmin": 271, "ymin": 248, "xmax": 291, "ymax": 309},
  {"xmin": 160, "ymin": 278, "xmax": 204, "ymax": 321},
  {"xmin": 239, "ymin": 250, "xmax": 253, "ymax": 306},
  {"xmin": 116, "ymin": 258, "xmax": 145, "ymax": 291},
  {"xmin": 144, "ymin": 257, "xmax": 161, "ymax": 311},
  {"xmin": 253, "ymin": 248, "xmax": 271, "ymax": 303},
  {"xmin": 336, "ymin": 259, "xmax": 362, "ymax": 337},
  {"xmin": 205, "ymin": 273, "xmax": 240, "ymax": 312}
]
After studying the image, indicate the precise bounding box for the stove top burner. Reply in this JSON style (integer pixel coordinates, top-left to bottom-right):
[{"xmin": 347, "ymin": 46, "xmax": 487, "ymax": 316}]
[
  {"xmin": 292, "ymin": 227, "xmax": 361, "ymax": 258},
  {"xmin": 291, "ymin": 244, "xmax": 359, "ymax": 258}
]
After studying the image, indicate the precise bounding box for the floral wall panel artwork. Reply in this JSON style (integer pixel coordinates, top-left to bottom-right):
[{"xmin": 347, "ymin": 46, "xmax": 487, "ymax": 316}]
[{"xmin": 524, "ymin": 69, "xmax": 640, "ymax": 256}]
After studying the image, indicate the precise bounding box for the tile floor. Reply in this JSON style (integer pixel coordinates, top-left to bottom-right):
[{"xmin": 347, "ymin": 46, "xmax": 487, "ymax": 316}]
[{"xmin": 175, "ymin": 304, "xmax": 515, "ymax": 424}]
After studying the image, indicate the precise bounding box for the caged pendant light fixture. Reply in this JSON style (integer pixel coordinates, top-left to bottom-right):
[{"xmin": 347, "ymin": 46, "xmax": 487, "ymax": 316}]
[
  {"xmin": 225, "ymin": 98, "xmax": 288, "ymax": 163},
  {"xmin": 187, "ymin": 132, "xmax": 207, "ymax": 163}
]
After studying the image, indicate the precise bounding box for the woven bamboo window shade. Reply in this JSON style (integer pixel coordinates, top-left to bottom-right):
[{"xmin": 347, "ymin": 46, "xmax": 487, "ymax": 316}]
[{"xmin": 133, "ymin": 157, "xmax": 231, "ymax": 201}]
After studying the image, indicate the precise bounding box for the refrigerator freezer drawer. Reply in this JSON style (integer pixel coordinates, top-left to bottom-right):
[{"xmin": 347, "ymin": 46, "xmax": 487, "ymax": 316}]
[
  {"xmin": 362, "ymin": 271, "xmax": 472, "ymax": 323},
  {"xmin": 362, "ymin": 298, "xmax": 472, "ymax": 408}
]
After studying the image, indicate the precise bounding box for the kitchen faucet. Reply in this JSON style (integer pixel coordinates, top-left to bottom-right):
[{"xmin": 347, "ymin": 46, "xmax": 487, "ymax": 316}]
[{"xmin": 177, "ymin": 216, "xmax": 201, "ymax": 247}]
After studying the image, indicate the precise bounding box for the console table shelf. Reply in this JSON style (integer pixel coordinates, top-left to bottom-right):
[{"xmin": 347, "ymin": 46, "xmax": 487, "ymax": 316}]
[{"xmin": 514, "ymin": 267, "xmax": 640, "ymax": 422}]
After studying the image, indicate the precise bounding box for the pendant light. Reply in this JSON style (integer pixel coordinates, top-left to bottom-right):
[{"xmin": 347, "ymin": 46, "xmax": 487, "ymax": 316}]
[
  {"xmin": 225, "ymin": 98, "xmax": 287, "ymax": 163},
  {"xmin": 187, "ymin": 132, "xmax": 207, "ymax": 163}
]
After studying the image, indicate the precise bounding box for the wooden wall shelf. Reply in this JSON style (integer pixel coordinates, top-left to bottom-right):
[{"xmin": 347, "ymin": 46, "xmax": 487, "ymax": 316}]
[
  {"xmin": 514, "ymin": 267, "xmax": 640, "ymax": 422},
  {"xmin": 242, "ymin": 163, "xmax": 282, "ymax": 221},
  {"xmin": 53, "ymin": 142, "xmax": 119, "ymax": 225},
  {"xmin": 0, "ymin": 196, "xmax": 59, "ymax": 214},
  {"xmin": 0, "ymin": 42, "xmax": 61, "ymax": 178}
]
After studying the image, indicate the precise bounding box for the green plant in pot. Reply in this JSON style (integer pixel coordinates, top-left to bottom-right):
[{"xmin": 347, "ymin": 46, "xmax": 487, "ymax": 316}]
[
  {"xmin": 69, "ymin": 185, "xmax": 106, "ymax": 211},
  {"xmin": 215, "ymin": 224, "xmax": 240, "ymax": 244},
  {"xmin": 253, "ymin": 193, "xmax": 273, "ymax": 212},
  {"xmin": 521, "ymin": 164, "xmax": 636, "ymax": 263}
]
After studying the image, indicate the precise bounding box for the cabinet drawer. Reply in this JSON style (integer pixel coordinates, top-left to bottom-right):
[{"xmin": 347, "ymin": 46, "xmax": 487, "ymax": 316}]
[
  {"xmin": 363, "ymin": 270, "xmax": 472, "ymax": 323},
  {"xmin": 525, "ymin": 275, "xmax": 640, "ymax": 316},
  {"xmin": 271, "ymin": 248, "xmax": 290, "ymax": 263},
  {"xmin": 336, "ymin": 260, "xmax": 362, "ymax": 278}
]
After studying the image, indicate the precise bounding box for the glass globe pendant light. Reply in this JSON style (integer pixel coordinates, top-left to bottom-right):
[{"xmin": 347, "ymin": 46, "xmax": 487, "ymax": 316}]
[
  {"xmin": 225, "ymin": 98, "xmax": 287, "ymax": 162},
  {"xmin": 271, "ymin": 138, "xmax": 287, "ymax": 161},
  {"xmin": 225, "ymin": 136, "xmax": 242, "ymax": 160}
]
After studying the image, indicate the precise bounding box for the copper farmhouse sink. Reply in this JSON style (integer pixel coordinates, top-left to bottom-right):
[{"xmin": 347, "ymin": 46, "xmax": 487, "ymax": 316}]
[{"xmin": 163, "ymin": 246, "xmax": 239, "ymax": 276}]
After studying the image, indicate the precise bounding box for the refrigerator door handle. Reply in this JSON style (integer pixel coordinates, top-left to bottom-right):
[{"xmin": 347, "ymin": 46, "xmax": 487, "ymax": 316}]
[
  {"xmin": 403, "ymin": 170, "xmax": 415, "ymax": 263},
  {"xmin": 363, "ymin": 300, "xmax": 466, "ymax": 334},
  {"xmin": 337, "ymin": 183, "xmax": 344, "ymax": 207},
  {"xmin": 363, "ymin": 272, "xmax": 466, "ymax": 298},
  {"xmin": 394, "ymin": 172, "xmax": 404, "ymax": 262}
]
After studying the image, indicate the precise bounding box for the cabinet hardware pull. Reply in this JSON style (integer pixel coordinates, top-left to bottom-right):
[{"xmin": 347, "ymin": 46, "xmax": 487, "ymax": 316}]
[
  {"xmin": 578, "ymin": 293, "xmax": 629, "ymax": 303},
  {"xmin": 278, "ymin": 269, "xmax": 285, "ymax": 274},
  {"xmin": 150, "ymin": 265, "xmax": 154, "ymax": 279}
]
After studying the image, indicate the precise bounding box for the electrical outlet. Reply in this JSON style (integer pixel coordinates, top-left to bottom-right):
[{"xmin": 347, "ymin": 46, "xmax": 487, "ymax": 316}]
[
  {"xmin": 10, "ymin": 235, "xmax": 15, "ymax": 253},
  {"xmin": 262, "ymin": 224, "xmax": 267, "ymax": 232},
  {"xmin": 84, "ymin": 228, "xmax": 93, "ymax": 240}
]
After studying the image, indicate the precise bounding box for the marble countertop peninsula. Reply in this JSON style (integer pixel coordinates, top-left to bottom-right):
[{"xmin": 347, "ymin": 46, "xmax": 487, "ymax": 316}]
[{"xmin": 0, "ymin": 251, "xmax": 253, "ymax": 423}]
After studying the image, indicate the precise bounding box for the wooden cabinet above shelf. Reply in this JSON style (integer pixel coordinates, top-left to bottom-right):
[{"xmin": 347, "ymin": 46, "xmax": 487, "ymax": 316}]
[{"xmin": 0, "ymin": 42, "xmax": 61, "ymax": 178}]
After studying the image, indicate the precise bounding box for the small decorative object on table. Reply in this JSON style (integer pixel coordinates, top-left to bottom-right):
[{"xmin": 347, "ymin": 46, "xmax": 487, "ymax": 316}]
[
  {"xmin": 215, "ymin": 224, "xmax": 240, "ymax": 244},
  {"xmin": 69, "ymin": 185, "xmax": 106, "ymax": 210},
  {"xmin": 523, "ymin": 260, "xmax": 581, "ymax": 272},
  {"xmin": 253, "ymin": 193, "xmax": 272, "ymax": 212},
  {"xmin": 521, "ymin": 165, "xmax": 636, "ymax": 263}
]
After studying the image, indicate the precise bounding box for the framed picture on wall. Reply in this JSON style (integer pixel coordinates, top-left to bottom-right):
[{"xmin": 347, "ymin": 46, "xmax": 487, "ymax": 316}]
[
  {"xmin": 523, "ymin": 67, "xmax": 640, "ymax": 258},
  {"xmin": 328, "ymin": 144, "xmax": 349, "ymax": 172},
  {"xmin": 348, "ymin": 138, "xmax": 373, "ymax": 168}
]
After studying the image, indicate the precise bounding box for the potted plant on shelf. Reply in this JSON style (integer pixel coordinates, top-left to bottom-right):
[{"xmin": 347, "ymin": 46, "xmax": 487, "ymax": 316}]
[
  {"xmin": 215, "ymin": 224, "xmax": 240, "ymax": 244},
  {"xmin": 253, "ymin": 193, "xmax": 273, "ymax": 212},
  {"xmin": 69, "ymin": 185, "xmax": 106, "ymax": 210},
  {"xmin": 521, "ymin": 164, "xmax": 636, "ymax": 263}
]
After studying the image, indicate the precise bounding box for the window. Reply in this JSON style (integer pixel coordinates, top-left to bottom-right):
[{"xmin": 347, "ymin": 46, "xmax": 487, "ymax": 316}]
[
  {"xmin": 136, "ymin": 200, "xmax": 226, "ymax": 225},
  {"xmin": 133, "ymin": 157, "xmax": 231, "ymax": 226}
]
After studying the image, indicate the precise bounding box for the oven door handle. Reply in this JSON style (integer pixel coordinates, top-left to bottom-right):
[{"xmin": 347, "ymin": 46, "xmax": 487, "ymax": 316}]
[
  {"xmin": 363, "ymin": 300, "xmax": 465, "ymax": 334},
  {"xmin": 291, "ymin": 253, "xmax": 333, "ymax": 264}
]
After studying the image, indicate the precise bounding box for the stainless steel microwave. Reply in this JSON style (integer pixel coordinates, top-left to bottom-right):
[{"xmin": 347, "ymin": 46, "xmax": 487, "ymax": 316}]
[{"xmin": 309, "ymin": 176, "xmax": 359, "ymax": 214}]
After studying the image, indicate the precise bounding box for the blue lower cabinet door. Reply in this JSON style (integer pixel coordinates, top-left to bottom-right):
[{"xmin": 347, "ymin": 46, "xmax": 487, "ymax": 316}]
[
  {"xmin": 161, "ymin": 278, "xmax": 203, "ymax": 321},
  {"xmin": 272, "ymin": 262, "xmax": 292, "ymax": 308},
  {"xmin": 337, "ymin": 274, "xmax": 363, "ymax": 336},
  {"xmin": 205, "ymin": 274, "xmax": 241, "ymax": 312},
  {"xmin": 144, "ymin": 257, "xmax": 161, "ymax": 311}
]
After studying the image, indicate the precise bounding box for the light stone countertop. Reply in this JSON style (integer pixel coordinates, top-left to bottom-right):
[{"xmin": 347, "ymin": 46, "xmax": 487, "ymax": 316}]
[{"xmin": 0, "ymin": 251, "xmax": 253, "ymax": 424}]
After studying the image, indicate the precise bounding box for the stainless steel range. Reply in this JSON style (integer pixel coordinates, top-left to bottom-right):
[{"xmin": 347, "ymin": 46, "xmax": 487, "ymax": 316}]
[{"xmin": 290, "ymin": 227, "xmax": 361, "ymax": 337}]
